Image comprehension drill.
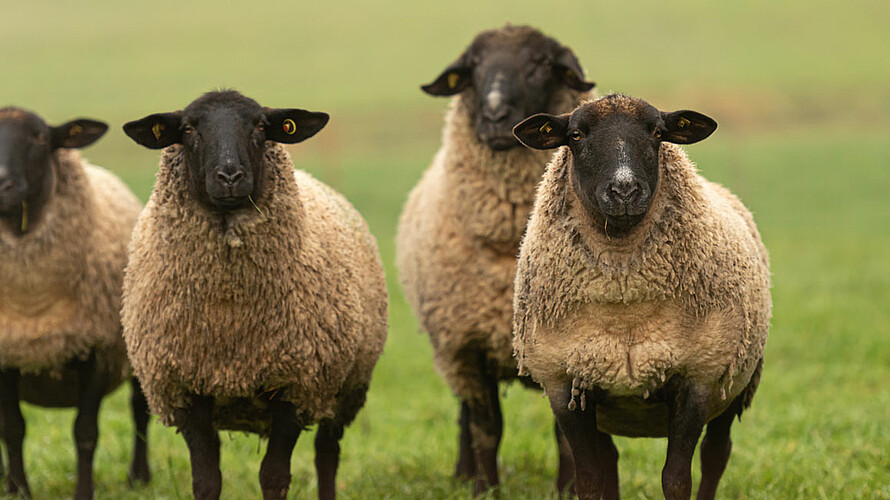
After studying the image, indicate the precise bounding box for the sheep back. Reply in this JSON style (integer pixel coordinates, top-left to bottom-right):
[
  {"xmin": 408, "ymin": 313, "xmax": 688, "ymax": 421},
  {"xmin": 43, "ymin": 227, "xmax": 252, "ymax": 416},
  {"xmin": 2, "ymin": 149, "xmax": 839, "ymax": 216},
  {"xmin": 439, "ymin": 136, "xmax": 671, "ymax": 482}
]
[
  {"xmin": 396, "ymin": 89, "xmax": 588, "ymax": 402},
  {"xmin": 514, "ymin": 144, "xmax": 771, "ymax": 433},
  {"xmin": 123, "ymin": 144, "xmax": 387, "ymax": 433},
  {"xmin": 0, "ymin": 150, "xmax": 141, "ymax": 400}
]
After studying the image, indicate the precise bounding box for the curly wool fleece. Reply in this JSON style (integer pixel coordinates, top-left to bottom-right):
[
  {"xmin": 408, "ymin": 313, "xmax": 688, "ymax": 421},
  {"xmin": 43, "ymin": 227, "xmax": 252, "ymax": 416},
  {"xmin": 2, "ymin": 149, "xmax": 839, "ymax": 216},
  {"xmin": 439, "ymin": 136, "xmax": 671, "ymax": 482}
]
[
  {"xmin": 0, "ymin": 150, "xmax": 141, "ymax": 392},
  {"xmin": 514, "ymin": 135, "xmax": 771, "ymax": 435},
  {"xmin": 122, "ymin": 144, "xmax": 388, "ymax": 434}
]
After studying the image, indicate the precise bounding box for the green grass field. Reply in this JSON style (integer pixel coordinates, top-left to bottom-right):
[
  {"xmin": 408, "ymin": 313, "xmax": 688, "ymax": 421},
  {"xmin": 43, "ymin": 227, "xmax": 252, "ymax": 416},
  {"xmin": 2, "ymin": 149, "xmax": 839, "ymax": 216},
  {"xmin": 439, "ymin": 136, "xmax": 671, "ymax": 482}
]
[{"xmin": 2, "ymin": 1, "xmax": 889, "ymax": 498}]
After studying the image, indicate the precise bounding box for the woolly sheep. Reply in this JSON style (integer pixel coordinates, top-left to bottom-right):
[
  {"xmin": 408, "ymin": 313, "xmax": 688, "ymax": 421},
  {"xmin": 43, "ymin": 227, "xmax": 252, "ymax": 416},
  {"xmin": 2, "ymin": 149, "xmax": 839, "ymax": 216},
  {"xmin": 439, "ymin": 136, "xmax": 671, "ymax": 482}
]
[
  {"xmin": 121, "ymin": 90, "xmax": 388, "ymax": 500},
  {"xmin": 0, "ymin": 107, "xmax": 150, "ymax": 499},
  {"xmin": 396, "ymin": 24, "xmax": 596, "ymax": 494},
  {"xmin": 511, "ymin": 94, "xmax": 771, "ymax": 500}
]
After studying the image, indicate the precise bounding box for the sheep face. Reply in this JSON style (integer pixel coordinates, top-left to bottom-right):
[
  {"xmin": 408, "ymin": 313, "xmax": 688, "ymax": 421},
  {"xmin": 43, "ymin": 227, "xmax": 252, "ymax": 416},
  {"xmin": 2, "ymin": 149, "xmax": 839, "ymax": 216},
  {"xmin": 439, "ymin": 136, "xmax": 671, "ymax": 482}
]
[
  {"xmin": 513, "ymin": 94, "xmax": 717, "ymax": 235},
  {"xmin": 123, "ymin": 90, "xmax": 328, "ymax": 212},
  {"xmin": 421, "ymin": 25, "xmax": 594, "ymax": 151},
  {"xmin": 0, "ymin": 107, "xmax": 106, "ymax": 220}
]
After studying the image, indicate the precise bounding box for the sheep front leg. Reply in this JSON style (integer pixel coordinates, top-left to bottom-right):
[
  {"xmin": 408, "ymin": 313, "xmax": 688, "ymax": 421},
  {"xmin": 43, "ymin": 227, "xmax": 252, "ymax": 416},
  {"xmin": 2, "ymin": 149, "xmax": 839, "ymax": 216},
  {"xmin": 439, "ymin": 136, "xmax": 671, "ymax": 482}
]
[
  {"xmin": 0, "ymin": 368, "xmax": 29, "ymax": 497},
  {"xmin": 73, "ymin": 353, "xmax": 108, "ymax": 500},
  {"xmin": 128, "ymin": 376, "xmax": 151, "ymax": 485},
  {"xmin": 259, "ymin": 399, "xmax": 301, "ymax": 500},
  {"xmin": 467, "ymin": 371, "xmax": 503, "ymax": 496},
  {"xmin": 548, "ymin": 385, "xmax": 602, "ymax": 500},
  {"xmin": 695, "ymin": 396, "xmax": 740, "ymax": 500},
  {"xmin": 179, "ymin": 394, "xmax": 221, "ymax": 500},
  {"xmin": 314, "ymin": 419, "xmax": 342, "ymax": 500},
  {"xmin": 554, "ymin": 422, "xmax": 575, "ymax": 495},
  {"xmin": 454, "ymin": 401, "xmax": 476, "ymax": 481},
  {"xmin": 662, "ymin": 379, "xmax": 710, "ymax": 500}
]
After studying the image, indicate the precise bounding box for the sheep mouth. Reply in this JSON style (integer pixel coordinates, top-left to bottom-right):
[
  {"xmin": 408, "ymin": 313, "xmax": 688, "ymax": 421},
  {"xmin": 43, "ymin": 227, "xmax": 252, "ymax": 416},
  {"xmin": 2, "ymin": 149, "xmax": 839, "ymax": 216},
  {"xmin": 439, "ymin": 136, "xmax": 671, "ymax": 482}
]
[
  {"xmin": 210, "ymin": 195, "xmax": 250, "ymax": 211},
  {"xmin": 480, "ymin": 135, "xmax": 520, "ymax": 151}
]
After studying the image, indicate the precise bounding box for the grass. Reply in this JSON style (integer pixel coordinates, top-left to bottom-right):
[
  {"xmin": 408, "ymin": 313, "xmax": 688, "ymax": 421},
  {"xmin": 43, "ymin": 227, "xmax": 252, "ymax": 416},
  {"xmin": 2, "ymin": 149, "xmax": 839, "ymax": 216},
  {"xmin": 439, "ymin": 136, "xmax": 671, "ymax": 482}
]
[{"xmin": 1, "ymin": 0, "xmax": 889, "ymax": 498}]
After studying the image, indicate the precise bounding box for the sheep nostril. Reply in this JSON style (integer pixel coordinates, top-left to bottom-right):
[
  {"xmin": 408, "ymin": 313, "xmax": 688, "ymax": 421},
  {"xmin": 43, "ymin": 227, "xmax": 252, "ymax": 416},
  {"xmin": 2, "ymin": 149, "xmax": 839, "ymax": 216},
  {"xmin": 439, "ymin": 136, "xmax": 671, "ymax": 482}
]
[
  {"xmin": 0, "ymin": 178, "xmax": 13, "ymax": 194},
  {"xmin": 216, "ymin": 170, "xmax": 244, "ymax": 187},
  {"xmin": 610, "ymin": 182, "xmax": 640, "ymax": 203}
]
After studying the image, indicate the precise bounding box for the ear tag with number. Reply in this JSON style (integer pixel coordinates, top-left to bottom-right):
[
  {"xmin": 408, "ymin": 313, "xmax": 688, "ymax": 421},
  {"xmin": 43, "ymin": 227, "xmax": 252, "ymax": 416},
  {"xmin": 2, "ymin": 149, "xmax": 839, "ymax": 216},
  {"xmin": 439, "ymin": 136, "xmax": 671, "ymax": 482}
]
[
  {"xmin": 283, "ymin": 119, "xmax": 297, "ymax": 135},
  {"xmin": 539, "ymin": 122, "xmax": 553, "ymax": 134},
  {"xmin": 151, "ymin": 123, "xmax": 164, "ymax": 140},
  {"xmin": 447, "ymin": 72, "xmax": 460, "ymax": 89},
  {"xmin": 677, "ymin": 117, "xmax": 691, "ymax": 129}
]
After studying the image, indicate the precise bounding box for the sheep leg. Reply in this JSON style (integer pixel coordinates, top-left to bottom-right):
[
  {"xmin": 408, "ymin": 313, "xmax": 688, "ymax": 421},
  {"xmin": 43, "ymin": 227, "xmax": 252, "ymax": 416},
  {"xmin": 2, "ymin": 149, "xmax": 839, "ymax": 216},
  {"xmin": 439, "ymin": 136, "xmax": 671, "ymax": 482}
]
[
  {"xmin": 258, "ymin": 399, "xmax": 300, "ymax": 500},
  {"xmin": 73, "ymin": 352, "xmax": 107, "ymax": 500},
  {"xmin": 0, "ymin": 369, "xmax": 29, "ymax": 497},
  {"xmin": 548, "ymin": 386, "xmax": 602, "ymax": 500},
  {"xmin": 695, "ymin": 397, "xmax": 739, "ymax": 500},
  {"xmin": 554, "ymin": 421, "xmax": 575, "ymax": 495},
  {"xmin": 662, "ymin": 380, "xmax": 710, "ymax": 500},
  {"xmin": 597, "ymin": 431, "xmax": 620, "ymax": 500},
  {"xmin": 454, "ymin": 401, "xmax": 476, "ymax": 481},
  {"xmin": 127, "ymin": 376, "xmax": 151, "ymax": 485},
  {"xmin": 180, "ymin": 394, "xmax": 221, "ymax": 500},
  {"xmin": 467, "ymin": 370, "xmax": 503, "ymax": 496},
  {"xmin": 314, "ymin": 419, "xmax": 344, "ymax": 500}
]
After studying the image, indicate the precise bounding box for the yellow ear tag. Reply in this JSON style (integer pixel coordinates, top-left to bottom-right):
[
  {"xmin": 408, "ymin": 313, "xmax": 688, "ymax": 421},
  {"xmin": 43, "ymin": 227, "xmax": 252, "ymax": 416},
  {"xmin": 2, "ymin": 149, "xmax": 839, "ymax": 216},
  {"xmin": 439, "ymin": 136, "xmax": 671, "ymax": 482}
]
[
  {"xmin": 677, "ymin": 117, "xmax": 691, "ymax": 129},
  {"xmin": 151, "ymin": 123, "xmax": 164, "ymax": 140},
  {"xmin": 447, "ymin": 72, "xmax": 460, "ymax": 89},
  {"xmin": 566, "ymin": 69, "xmax": 575, "ymax": 79},
  {"xmin": 283, "ymin": 119, "xmax": 297, "ymax": 135},
  {"xmin": 69, "ymin": 124, "xmax": 83, "ymax": 136},
  {"xmin": 539, "ymin": 122, "xmax": 553, "ymax": 134}
]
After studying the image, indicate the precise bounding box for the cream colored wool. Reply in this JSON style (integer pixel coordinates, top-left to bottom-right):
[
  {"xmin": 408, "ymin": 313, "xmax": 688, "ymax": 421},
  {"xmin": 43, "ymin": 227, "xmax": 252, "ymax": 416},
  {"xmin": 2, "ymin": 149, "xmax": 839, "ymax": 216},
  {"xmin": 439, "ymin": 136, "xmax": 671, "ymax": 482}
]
[
  {"xmin": 513, "ymin": 114, "xmax": 771, "ymax": 436},
  {"xmin": 396, "ymin": 86, "xmax": 589, "ymax": 403},
  {"xmin": 122, "ymin": 143, "xmax": 387, "ymax": 433},
  {"xmin": 0, "ymin": 150, "xmax": 141, "ymax": 391}
]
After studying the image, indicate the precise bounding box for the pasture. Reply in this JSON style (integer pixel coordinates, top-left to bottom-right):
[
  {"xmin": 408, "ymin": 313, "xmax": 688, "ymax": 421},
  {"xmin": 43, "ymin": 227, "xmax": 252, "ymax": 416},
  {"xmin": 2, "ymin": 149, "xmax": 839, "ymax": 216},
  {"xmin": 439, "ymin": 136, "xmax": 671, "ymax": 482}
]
[{"xmin": 1, "ymin": 0, "xmax": 888, "ymax": 498}]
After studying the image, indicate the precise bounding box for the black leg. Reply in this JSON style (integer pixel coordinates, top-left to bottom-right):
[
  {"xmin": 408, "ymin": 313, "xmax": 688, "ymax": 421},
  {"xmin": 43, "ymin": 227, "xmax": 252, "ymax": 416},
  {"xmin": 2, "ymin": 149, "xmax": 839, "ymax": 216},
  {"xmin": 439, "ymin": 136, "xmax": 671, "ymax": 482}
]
[
  {"xmin": 73, "ymin": 353, "xmax": 107, "ymax": 500},
  {"xmin": 662, "ymin": 380, "xmax": 710, "ymax": 500},
  {"xmin": 0, "ymin": 369, "xmax": 29, "ymax": 497},
  {"xmin": 555, "ymin": 422, "xmax": 575, "ymax": 496},
  {"xmin": 314, "ymin": 419, "xmax": 343, "ymax": 500},
  {"xmin": 128, "ymin": 377, "xmax": 151, "ymax": 485},
  {"xmin": 259, "ymin": 400, "xmax": 300, "ymax": 500},
  {"xmin": 179, "ymin": 394, "xmax": 221, "ymax": 500},
  {"xmin": 549, "ymin": 386, "xmax": 602, "ymax": 500},
  {"xmin": 598, "ymin": 431, "xmax": 620, "ymax": 500},
  {"xmin": 454, "ymin": 401, "xmax": 476, "ymax": 482},
  {"xmin": 467, "ymin": 369, "xmax": 503, "ymax": 496},
  {"xmin": 696, "ymin": 400, "xmax": 738, "ymax": 500}
]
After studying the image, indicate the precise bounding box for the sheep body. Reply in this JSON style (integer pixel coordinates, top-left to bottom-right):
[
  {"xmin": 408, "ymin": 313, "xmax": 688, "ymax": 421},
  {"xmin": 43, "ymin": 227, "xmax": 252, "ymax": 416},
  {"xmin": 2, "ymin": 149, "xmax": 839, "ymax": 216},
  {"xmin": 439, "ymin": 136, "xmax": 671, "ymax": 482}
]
[
  {"xmin": 514, "ymin": 143, "xmax": 771, "ymax": 437},
  {"xmin": 123, "ymin": 143, "xmax": 387, "ymax": 434},
  {"xmin": 0, "ymin": 150, "xmax": 140, "ymax": 392}
]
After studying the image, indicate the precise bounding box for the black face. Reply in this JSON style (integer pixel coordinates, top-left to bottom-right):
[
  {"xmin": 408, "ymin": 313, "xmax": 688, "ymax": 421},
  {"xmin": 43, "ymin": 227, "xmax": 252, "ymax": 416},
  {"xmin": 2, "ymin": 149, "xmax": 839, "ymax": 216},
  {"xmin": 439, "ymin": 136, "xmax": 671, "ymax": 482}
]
[
  {"xmin": 0, "ymin": 107, "xmax": 107, "ymax": 217},
  {"xmin": 123, "ymin": 90, "xmax": 329, "ymax": 212},
  {"xmin": 513, "ymin": 95, "xmax": 718, "ymax": 235},
  {"xmin": 421, "ymin": 25, "xmax": 595, "ymax": 151}
]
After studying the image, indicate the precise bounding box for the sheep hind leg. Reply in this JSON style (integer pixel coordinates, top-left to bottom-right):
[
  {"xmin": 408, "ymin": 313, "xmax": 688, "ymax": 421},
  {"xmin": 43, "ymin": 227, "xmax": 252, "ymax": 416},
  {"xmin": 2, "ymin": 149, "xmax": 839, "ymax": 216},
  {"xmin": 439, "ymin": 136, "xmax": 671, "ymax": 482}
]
[
  {"xmin": 260, "ymin": 400, "xmax": 301, "ymax": 500},
  {"xmin": 597, "ymin": 431, "xmax": 620, "ymax": 500},
  {"xmin": 555, "ymin": 422, "xmax": 575, "ymax": 496},
  {"xmin": 73, "ymin": 352, "xmax": 109, "ymax": 500},
  {"xmin": 467, "ymin": 367, "xmax": 503, "ymax": 496},
  {"xmin": 314, "ymin": 419, "xmax": 344, "ymax": 500},
  {"xmin": 128, "ymin": 377, "xmax": 151, "ymax": 485},
  {"xmin": 0, "ymin": 369, "xmax": 29, "ymax": 497},
  {"xmin": 662, "ymin": 379, "xmax": 710, "ymax": 500},
  {"xmin": 695, "ymin": 396, "xmax": 742, "ymax": 500},
  {"xmin": 179, "ymin": 394, "xmax": 221, "ymax": 500},
  {"xmin": 549, "ymin": 386, "xmax": 603, "ymax": 500},
  {"xmin": 454, "ymin": 401, "xmax": 476, "ymax": 482}
]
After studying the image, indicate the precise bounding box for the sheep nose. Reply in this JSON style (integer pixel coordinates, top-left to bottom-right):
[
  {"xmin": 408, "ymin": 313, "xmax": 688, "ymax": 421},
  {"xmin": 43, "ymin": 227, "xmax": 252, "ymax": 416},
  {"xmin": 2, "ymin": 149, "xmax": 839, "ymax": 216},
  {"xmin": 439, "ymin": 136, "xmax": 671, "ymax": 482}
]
[
  {"xmin": 609, "ymin": 180, "xmax": 641, "ymax": 204},
  {"xmin": 215, "ymin": 170, "xmax": 244, "ymax": 187},
  {"xmin": 482, "ymin": 103, "xmax": 510, "ymax": 123},
  {"xmin": 0, "ymin": 170, "xmax": 12, "ymax": 194}
]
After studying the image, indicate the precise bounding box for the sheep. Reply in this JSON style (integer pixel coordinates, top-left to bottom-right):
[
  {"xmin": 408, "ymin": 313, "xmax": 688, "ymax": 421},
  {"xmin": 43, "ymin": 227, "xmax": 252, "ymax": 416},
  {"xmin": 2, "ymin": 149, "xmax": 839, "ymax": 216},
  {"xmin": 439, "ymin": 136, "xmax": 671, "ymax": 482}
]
[
  {"xmin": 0, "ymin": 107, "xmax": 151, "ymax": 499},
  {"xmin": 121, "ymin": 90, "xmax": 388, "ymax": 500},
  {"xmin": 395, "ymin": 24, "xmax": 596, "ymax": 495},
  {"xmin": 510, "ymin": 94, "xmax": 771, "ymax": 500}
]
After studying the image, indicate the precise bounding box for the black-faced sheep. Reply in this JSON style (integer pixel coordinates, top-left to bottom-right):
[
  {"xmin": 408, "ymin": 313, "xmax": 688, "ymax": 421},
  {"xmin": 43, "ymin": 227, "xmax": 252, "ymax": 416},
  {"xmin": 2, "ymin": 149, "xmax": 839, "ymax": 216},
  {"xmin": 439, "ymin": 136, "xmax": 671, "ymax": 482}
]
[
  {"xmin": 121, "ymin": 90, "xmax": 388, "ymax": 500},
  {"xmin": 0, "ymin": 107, "xmax": 150, "ymax": 500},
  {"xmin": 396, "ymin": 24, "xmax": 596, "ymax": 495},
  {"xmin": 511, "ymin": 94, "xmax": 771, "ymax": 500}
]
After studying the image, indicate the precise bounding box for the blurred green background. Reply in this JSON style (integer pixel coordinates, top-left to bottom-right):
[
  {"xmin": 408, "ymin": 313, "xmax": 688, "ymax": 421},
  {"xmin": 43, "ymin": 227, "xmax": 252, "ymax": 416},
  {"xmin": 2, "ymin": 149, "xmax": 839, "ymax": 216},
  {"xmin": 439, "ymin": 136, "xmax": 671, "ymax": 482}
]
[{"xmin": 2, "ymin": 0, "xmax": 889, "ymax": 498}]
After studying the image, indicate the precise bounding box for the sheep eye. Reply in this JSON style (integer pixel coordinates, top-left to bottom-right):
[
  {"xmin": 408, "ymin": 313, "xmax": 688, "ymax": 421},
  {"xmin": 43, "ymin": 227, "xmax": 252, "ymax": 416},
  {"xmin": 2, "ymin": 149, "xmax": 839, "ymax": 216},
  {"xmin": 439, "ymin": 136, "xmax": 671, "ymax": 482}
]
[
  {"xmin": 256, "ymin": 123, "xmax": 265, "ymax": 132},
  {"xmin": 653, "ymin": 128, "xmax": 662, "ymax": 139},
  {"xmin": 182, "ymin": 124, "xmax": 194, "ymax": 134},
  {"xmin": 571, "ymin": 130, "xmax": 583, "ymax": 141}
]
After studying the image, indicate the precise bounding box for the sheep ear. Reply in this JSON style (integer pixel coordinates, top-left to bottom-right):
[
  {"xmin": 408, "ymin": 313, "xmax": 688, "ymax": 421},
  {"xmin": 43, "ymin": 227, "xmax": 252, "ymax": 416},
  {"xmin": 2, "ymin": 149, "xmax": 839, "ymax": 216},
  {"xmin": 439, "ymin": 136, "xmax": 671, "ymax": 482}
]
[
  {"xmin": 421, "ymin": 52, "xmax": 473, "ymax": 96},
  {"xmin": 264, "ymin": 108, "xmax": 329, "ymax": 144},
  {"xmin": 513, "ymin": 113, "xmax": 570, "ymax": 150},
  {"xmin": 51, "ymin": 119, "xmax": 108, "ymax": 149},
  {"xmin": 660, "ymin": 110, "xmax": 717, "ymax": 144},
  {"xmin": 554, "ymin": 48, "xmax": 596, "ymax": 92},
  {"xmin": 123, "ymin": 112, "xmax": 183, "ymax": 149}
]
